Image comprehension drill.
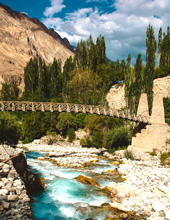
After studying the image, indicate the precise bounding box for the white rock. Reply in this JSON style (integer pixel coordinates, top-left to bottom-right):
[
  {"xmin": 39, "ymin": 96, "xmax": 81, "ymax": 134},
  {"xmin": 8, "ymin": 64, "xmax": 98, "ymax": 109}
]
[
  {"xmin": 110, "ymin": 202, "xmax": 131, "ymax": 212},
  {"xmin": 0, "ymin": 188, "xmax": 8, "ymax": 195},
  {"xmin": 152, "ymin": 201, "xmax": 165, "ymax": 212},
  {"xmin": 158, "ymin": 184, "xmax": 168, "ymax": 193},
  {"xmin": 165, "ymin": 210, "xmax": 170, "ymax": 220}
]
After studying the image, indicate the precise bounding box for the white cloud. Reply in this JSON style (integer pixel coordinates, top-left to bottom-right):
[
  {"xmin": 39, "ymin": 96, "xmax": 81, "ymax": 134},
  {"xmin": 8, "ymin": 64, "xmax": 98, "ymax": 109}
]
[
  {"xmin": 42, "ymin": 0, "xmax": 170, "ymax": 63},
  {"xmin": 43, "ymin": 0, "xmax": 66, "ymax": 17}
]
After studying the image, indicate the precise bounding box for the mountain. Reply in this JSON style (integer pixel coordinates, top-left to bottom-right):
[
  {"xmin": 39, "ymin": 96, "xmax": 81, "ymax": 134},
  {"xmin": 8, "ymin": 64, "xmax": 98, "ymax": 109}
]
[{"xmin": 0, "ymin": 3, "xmax": 74, "ymax": 92}]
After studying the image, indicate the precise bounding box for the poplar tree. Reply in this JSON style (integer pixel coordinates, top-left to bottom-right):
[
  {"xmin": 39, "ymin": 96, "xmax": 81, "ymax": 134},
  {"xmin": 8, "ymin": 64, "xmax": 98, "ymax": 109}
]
[
  {"xmin": 125, "ymin": 54, "xmax": 133, "ymax": 110},
  {"xmin": 49, "ymin": 58, "xmax": 62, "ymax": 98},
  {"xmin": 96, "ymin": 34, "xmax": 106, "ymax": 65},
  {"xmin": 160, "ymin": 27, "xmax": 170, "ymax": 68},
  {"xmin": 134, "ymin": 53, "xmax": 142, "ymax": 109},
  {"xmin": 158, "ymin": 27, "xmax": 162, "ymax": 65},
  {"xmin": 24, "ymin": 57, "xmax": 38, "ymax": 97},
  {"xmin": 145, "ymin": 24, "xmax": 157, "ymax": 110},
  {"xmin": 92, "ymin": 74, "xmax": 97, "ymax": 105},
  {"xmin": 37, "ymin": 57, "xmax": 48, "ymax": 100}
]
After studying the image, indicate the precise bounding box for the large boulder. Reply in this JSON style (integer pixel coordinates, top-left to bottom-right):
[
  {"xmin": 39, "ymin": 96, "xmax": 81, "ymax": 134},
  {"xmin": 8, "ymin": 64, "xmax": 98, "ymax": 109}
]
[{"xmin": 75, "ymin": 174, "xmax": 100, "ymax": 187}]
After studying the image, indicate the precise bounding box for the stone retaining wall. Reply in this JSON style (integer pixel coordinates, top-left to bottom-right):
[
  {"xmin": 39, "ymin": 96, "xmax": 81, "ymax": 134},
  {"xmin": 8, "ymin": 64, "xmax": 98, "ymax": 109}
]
[{"xmin": 0, "ymin": 145, "xmax": 44, "ymax": 219}]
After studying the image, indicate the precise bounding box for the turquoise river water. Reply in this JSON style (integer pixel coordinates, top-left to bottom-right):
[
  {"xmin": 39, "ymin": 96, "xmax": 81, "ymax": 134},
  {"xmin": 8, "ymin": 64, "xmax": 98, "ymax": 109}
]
[{"xmin": 26, "ymin": 151, "xmax": 117, "ymax": 220}]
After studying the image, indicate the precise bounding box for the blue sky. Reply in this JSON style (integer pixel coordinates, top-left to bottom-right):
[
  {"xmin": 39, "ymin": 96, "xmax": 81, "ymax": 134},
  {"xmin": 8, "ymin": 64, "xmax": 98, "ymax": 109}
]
[{"xmin": 1, "ymin": 0, "xmax": 170, "ymax": 64}]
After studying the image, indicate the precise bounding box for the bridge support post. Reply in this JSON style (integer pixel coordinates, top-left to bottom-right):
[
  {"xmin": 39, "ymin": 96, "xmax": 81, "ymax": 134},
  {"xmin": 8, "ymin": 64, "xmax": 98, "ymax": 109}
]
[
  {"xmin": 130, "ymin": 93, "xmax": 170, "ymax": 152},
  {"xmin": 137, "ymin": 93, "xmax": 149, "ymax": 118}
]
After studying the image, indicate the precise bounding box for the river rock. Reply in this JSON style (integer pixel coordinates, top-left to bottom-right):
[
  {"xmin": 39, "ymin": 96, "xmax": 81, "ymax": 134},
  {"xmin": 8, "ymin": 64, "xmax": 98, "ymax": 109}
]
[
  {"xmin": 110, "ymin": 202, "xmax": 130, "ymax": 212},
  {"xmin": 152, "ymin": 201, "xmax": 165, "ymax": 212},
  {"xmin": 165, "ymin": 210, "xmax": 170, "ymax": 220},
  {"xmin": 0, "ymin": 188, "xmax": 8, "ymax": 195},
  {"xmin": 103, "ymin": 182, "xmax": 117, "ymax": 193},
  {"xmin": 7, "ymin": 195, "xmax": 19, "ymax": 201},
  {"xmin": 75, "ymin": 175, "xmax": 100, "ymax": 187},
  {"xmin": 1, "ymin": 200, "xmax": 10, "ymax": 209}
]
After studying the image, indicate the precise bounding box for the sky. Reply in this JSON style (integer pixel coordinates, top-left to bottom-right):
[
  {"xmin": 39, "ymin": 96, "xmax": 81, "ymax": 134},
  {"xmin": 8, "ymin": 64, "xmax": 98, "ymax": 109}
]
[{"xmin": 1, "ymin": 0, "xmax": 170, "ymax": 64}]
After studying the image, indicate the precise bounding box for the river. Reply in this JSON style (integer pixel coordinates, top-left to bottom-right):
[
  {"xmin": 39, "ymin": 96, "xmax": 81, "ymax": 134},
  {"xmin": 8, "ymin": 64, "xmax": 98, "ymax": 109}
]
[{"xmin": 25, "ymin": 150, "xmax": 119, "ymax": 220}]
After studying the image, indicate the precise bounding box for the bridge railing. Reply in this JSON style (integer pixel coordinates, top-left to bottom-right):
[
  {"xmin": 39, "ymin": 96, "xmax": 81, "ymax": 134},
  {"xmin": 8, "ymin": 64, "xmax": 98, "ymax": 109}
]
[{"xmin": 0, "ymin": 101, "xmax": 150, "ymax": 124}]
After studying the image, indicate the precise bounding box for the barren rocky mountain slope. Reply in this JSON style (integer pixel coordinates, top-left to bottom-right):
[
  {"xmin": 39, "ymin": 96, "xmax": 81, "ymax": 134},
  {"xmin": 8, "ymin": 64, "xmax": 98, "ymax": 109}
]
[{"xmin": 0, "ymin": 3, "xmax": 74, "ymax": 92}]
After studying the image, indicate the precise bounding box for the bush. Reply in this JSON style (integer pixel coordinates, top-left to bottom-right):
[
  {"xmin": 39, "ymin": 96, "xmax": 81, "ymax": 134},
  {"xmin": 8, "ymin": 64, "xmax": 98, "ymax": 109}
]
[
  {"xmin": 160, "ymin": 152, "xmax": 170, "ymax": 164},
  {"xmin": 80, "ymin": 138, "xmax": 86, "ymax": 146},
  {"xmin": 150, "ymin": 151, "xmax": 157, "ymax": 156},
  {"xmin": 75, "ymin": 113, "xmax": 86, "ymax": 128},
  {"xmin": 56, "ymin": 112, "xmax": 77, "ymax": 136},
  {"xmin": 67, "ymin": 128, "xmax": 76, "ymax": 143},
  {"xmin": 104, "ymin": 126, "xmax": 132, "ymax": 152},
  {"xmin": 91, "ymin": 131, "xmax": 103, "ymax": 148},
  {"xmin": 48, "ymin": 139, "xmax": 53, "ymax": 145},
  {"xmin": 124, "ymin": 150, "xmax": 134, "ymax": 160},
  {"xmin": 0, "ymin": 112, "xmax": 21, "ymax": 145}
]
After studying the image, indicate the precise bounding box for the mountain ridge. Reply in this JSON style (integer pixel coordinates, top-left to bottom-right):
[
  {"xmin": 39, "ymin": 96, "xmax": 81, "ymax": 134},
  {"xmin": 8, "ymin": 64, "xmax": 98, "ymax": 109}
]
[
  {"xmin": 0, "ymin": 3, "xmax": 74, "ymax": 93},
  {"xmin": 0, "ymin": 3, "xmax": 75, "ymax": 52}
]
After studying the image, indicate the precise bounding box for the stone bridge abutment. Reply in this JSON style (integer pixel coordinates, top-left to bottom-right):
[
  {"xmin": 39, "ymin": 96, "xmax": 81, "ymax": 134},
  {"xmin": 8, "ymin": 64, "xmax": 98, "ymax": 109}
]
[{"xmin": 129, "ymin": 93, "xmax": 170, "ymax": 152}]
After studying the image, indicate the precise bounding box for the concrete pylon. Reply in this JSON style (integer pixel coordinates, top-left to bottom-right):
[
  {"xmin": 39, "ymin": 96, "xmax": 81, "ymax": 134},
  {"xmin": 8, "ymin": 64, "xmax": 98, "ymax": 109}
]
[
  {"xmin": 137, "ymin": 93, "xmax": 149, "ymax": 117},
  {"xmin": 150, "ymin": 93, "xmax": 165, "ymax": 124}
]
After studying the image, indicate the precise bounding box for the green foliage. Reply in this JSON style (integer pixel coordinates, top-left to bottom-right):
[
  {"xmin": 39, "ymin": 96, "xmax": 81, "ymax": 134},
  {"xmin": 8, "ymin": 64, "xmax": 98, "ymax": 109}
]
[
  {"xmin": 104, "ymin": 126, "xmax": 132, "ymax": 151},
  {"xmin": 159, "ymin": 27, "xmax": 170, "ymax": 68},
  {"xmin": 160, "ymin": 152, "xmax": 170, "ymax": 164},
  {"xmin": 23, "ymin": 56, "xmax": 62, "ymax": 101},
  {"xmin": 80, "ymin": 138, "xmax": 86, "ymax": 146},
  {"xmin": 154, "ymin": 67, "xmax": 170, "ymax": 79},
  {"xmin": 67, "ymin": 128, "xmax": 76, "ymax": 143},
  {"xmin": 21, "ymin": 112, "xmax": 58, "ymax": 143},
  {"xmin": 91, "ymin": 131, "xmax": 103, "ymax": 148},
  {"xmin": 56, "ymin": 112, "xmax": 77, "ymax": 136},
  {"xmin": 145, "ymin": 24, "xmax": 157, "ymax": 111},
  {"xmin": 164, "ymin": 97, "xmax": 170, "ymax": 121},
  {"xmin": 134, "ymin": 53, "xmax": 143, "ymax": 109},
  {"xmin": 75, "ymin": 113, "xmax": 86, "ymax": 128},
  {"xmin": 0, "ymin": 112, "xmax": 21, "ymax": 144},
  {"xmin": 124, "ymin": 150, "xmax": 134, "ymax": 160},
  {"xmin": 48, "ymin": 139, "xmax": 53, "ymax": 145},
  {"xmin": 1, "ymin": 81, "xmax": 19, "ymax": 101},
  {"xmin": 150, "ymin": 151, "xmax": 157, "ymax": 156}
]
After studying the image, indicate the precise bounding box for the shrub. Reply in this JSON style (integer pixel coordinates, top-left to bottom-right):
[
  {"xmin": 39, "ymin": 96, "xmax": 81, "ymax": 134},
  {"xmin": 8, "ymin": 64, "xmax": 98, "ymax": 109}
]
[
  {"xmin": 80, "ymin": 138, "xmax": 86, "ymax": 146},
  {"xmin": 160, "ymin": 152, "xmax": 170, "ymax": 164},
  {"xmin": 0, "ymin": 112, "xmax": 21, "ymax": 145},
  {"xmin": 75, "ymin": 113, "xmax": 86, "ymax": 128},
  {"xmin": 104, "ymin": 126, "xmax": 132, "ymax": 152},
  {"xmin": 150, "ymin": 151, "xmax": 157, "ymax": 156},
  {"xmin": 91, "ymin": 131, "xmax": 103, "ymax": 148},
  {"xmin": 48, "ymin": 139, "xmax": 53, "ymax": 145},
  {"xmin": 124, "ymin": 150, "xmax": 134, "ymax": 160},
  {"xmin": 67, "ymin": 128, "xmax": 76, "ymax": 143},
  {"xmin": 56, "ymin": 112, "xmax": 77, "ymax": 136}
]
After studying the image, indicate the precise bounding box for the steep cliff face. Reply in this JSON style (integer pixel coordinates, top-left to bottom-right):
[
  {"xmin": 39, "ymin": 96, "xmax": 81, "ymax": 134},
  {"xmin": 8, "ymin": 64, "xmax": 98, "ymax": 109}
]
[{"xmin": 0, "ymin": 3, "xmax": 74, "ymax": 92}]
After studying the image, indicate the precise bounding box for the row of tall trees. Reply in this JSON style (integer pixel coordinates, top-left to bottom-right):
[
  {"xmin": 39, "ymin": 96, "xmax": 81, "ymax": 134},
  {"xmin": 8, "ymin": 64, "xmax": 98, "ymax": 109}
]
[
  {"xmin": 23, "ymin": 57, "xmax": 62, "ymax": 101},
  {"xmin": 20, "ymin": 34, "xmax": 126, "ymax": 105},
  {"xmin": 124, "ymin": 24, "xmax": 164, "ymax": 112}
]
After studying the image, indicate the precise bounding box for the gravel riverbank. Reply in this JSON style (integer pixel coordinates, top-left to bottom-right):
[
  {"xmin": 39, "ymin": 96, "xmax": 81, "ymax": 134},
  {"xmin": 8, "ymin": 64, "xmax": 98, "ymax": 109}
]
[{"xmin": 109, "ymin": 149, "xmax": 170, "ymax": 220}]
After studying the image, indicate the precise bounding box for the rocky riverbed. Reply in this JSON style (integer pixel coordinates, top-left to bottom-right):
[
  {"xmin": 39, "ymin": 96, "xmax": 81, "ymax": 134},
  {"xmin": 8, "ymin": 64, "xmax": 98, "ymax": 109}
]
[
  {"xmin": 18, "ymin": 140, "xmax": 170, "ymax": 220},
  {"xmin": 20, "ymin": 140, "xmax": 108, "ymax": 168},
  {"xmin": 109, "ymin": 149, "xmax": 170, "ymax": 220}
]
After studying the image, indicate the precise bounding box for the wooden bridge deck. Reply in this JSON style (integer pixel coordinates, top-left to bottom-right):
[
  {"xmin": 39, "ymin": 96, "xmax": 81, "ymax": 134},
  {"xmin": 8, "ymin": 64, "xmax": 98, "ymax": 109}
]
[{"xmin": 0, "ymin": 101, "xmax": 150, "ymax": 124}]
